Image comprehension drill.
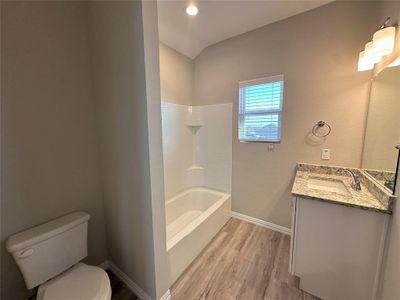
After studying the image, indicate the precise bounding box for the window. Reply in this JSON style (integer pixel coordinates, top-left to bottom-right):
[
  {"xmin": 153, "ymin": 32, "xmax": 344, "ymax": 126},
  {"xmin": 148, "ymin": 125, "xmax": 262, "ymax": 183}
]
[{"xmin": 238, "ymin": 75, "xmax": 284, "ymax": 143}]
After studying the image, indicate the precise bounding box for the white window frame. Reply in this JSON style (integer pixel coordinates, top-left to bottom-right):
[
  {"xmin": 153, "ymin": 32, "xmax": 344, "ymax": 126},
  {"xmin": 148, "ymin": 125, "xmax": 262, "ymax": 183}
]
[{"xmin": 238, "ymin": 74, "xmax": 284, "ymax": 143}]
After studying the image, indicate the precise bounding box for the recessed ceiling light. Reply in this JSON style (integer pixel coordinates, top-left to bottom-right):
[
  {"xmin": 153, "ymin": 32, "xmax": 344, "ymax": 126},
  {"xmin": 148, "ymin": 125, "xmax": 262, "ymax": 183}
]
[{"xmin": 186, "ymin": 4, "xmax": 198, "ymax": 16}]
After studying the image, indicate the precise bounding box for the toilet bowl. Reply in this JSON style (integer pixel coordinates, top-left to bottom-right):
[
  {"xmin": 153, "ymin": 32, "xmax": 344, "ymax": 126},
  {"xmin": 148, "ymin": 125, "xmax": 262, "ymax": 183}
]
[
  {"xmin": 37, "ymin": 263, "xmax": 111, "ymax": 300},
  {"xmin": 6, "ymin": 212, "xmax": 111, "ymax": 300}
]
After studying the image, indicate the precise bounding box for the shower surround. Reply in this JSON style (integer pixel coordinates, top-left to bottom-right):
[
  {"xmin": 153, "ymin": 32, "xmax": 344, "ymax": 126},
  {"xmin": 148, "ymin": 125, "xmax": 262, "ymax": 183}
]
[{"xmin": 161, "ymin": 102, "xmax": 232, "ymax": 285}]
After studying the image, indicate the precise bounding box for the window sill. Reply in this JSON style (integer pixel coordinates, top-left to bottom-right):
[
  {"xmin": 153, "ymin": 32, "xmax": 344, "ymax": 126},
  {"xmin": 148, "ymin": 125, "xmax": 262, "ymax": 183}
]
[{"xmin": 239, "ymin": 140, "xmax": 281, "ymax": 144}]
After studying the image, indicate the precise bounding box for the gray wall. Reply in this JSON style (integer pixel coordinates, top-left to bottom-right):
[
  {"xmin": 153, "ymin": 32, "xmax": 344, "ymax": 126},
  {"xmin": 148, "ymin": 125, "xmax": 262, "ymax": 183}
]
[
  {"xmin": 192, "ymin": 1, "xmax": 379, "ymax": 228},
  {"xmin": 159, "ymin": 42, "xmax": 193, "ymax": 105},
  {"xmin": 88, "ymin": 1, "xmax": 168, "ymax": 299},
  {"xmin": 378, "ymin": 3, "xmax": 400, "ymax": 299},
  {"xmin": 1, "ymin": 2, "xmax": 107, "ymax": 299},
  {"xmin": 142, "ymin": 2, "xmax": 170, "ymax": 298},
  {"xmin": 1, "ymin": 2, "xmax": 168, "ymax": 299}
]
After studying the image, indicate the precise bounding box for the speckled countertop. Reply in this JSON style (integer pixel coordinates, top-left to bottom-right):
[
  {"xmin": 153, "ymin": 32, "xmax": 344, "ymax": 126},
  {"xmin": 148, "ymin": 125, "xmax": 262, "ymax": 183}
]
[{"xmin": 292, "ymin": 163, "xmax": 395, "ymax": 214}]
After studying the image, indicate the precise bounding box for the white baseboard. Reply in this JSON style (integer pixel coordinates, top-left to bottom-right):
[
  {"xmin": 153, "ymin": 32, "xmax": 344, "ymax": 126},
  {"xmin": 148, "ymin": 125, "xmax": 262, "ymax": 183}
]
[
  {"xmin": 159, "ymin": 289, "xmax": 171, "ymax": 300},
  {"xmin": 98, "ymin": 260, "xmax": 109, "ymax": 270},
  {"xmin": 107, "ymin": 261, "xmax": 152, "ymax": 300},
  {"xmin": 232, "ymin": 211, "xmax": 291, "ymax": 235},
  {"xmin": 103, "ymin": 260, "xmax": 171, "ymax": 300}
]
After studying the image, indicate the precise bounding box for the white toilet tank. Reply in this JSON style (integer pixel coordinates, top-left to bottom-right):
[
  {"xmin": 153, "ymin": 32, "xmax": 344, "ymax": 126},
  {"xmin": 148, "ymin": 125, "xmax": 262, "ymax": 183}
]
[{"xmin": 6, "ymin": 211, "xmax": 90, "ymax": 289}]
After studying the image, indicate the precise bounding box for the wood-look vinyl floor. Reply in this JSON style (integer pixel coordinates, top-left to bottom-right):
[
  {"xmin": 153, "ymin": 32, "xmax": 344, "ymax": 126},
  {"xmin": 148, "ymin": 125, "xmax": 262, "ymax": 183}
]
[
  {"xmin": 171, "ymin": 218, "xmax": 320, "ymax": 300},
  {"xmin": 109, "ymin": 218, "xmax": 319, "ymax": 300}
]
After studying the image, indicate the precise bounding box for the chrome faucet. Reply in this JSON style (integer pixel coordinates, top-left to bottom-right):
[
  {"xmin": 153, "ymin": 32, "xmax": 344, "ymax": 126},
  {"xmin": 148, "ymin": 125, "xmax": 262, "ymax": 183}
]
[{"xmin": 343, "ymin": 169, "xmax": 362, "ymax": 191}]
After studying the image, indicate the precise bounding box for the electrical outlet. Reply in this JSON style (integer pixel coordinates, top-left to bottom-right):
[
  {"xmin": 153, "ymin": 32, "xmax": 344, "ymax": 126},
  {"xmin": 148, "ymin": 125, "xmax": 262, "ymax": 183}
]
[{"xmin": 321, "ymin": 149, "xmax": 330, "ymax": 160}]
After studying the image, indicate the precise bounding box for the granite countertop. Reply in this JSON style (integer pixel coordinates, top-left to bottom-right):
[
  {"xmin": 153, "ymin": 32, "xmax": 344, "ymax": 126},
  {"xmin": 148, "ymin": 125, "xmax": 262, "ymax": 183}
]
[
  {"xmin": 292, "ymin": 163, "xmax": 395, "ymax": 214},
  {"xmin": 364, "ymin": 169, "xmax": 395, "ymax": 193}
]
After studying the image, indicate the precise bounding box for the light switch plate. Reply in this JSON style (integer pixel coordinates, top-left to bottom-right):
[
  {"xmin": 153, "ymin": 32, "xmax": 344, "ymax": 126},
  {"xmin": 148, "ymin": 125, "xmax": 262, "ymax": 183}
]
[{"xmin": 321, "ymin": 149, "xmax": 330, "ymax": 160}]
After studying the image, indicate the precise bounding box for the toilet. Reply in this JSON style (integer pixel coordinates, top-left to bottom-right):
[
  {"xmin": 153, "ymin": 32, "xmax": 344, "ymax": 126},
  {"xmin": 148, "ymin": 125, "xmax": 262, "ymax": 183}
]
[{"xmin": 6, "ymin": 211, "xmax": 111, "ymax": 300}]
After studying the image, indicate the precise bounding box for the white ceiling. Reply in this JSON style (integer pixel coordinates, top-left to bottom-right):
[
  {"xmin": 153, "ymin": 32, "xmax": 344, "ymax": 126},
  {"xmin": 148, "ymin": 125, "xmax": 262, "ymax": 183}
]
[{"xmin": 158, "ymin": 0, "xmax": 334, "ymax": 59}]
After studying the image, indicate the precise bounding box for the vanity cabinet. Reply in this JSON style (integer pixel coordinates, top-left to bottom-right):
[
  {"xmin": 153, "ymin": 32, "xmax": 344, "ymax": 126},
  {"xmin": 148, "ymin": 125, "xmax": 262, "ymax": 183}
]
[{"xmin": 290, "ymin": 196, "xmax": 390, "ymax": 300}]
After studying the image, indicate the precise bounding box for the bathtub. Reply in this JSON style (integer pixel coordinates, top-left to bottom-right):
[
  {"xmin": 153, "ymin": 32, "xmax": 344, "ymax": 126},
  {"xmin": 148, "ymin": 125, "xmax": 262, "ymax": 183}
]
[{"xmin": 166, "ymin": 187, "xmax": 231, "ymax": 285}]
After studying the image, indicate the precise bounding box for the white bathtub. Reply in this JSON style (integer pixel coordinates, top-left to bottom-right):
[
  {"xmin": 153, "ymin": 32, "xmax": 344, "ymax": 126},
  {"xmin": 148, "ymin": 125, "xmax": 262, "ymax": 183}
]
[{"xmin": 166, "ymin": 187, "xmax": 231, "ymax": 285}]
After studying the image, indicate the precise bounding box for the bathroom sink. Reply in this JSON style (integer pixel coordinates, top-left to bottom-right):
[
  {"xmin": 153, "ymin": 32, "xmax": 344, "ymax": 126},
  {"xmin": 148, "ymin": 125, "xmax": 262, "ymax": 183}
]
[{"xmin": 307, "ymin": 177, "xmax": 350, "ymax": 195}]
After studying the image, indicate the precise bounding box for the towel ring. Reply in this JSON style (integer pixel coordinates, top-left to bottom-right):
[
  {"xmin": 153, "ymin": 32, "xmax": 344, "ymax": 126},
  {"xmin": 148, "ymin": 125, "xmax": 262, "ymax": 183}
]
[{"xmin": 312, "ymin": 121, "xmax": 331, "ymax": 137}]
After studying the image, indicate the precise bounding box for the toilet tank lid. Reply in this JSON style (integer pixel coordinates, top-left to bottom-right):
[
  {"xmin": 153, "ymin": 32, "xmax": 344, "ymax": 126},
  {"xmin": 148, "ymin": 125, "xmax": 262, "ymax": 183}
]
[{"xmin": 6, "ymin": 212, "xmax": 90, "ymax": 253}]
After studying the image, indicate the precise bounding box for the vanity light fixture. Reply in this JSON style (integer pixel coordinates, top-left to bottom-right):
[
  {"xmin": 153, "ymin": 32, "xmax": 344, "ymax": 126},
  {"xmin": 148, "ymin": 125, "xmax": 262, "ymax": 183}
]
[
  {"xmin": 389, "ymin": 56, "xmax": 400, "ymax": 67},
  {"xmin": 358, "ymin": 17, "xmax": 397, "ymax": 72},
  {"xmin": 372, "ymin": 19, "xmax": 396, "ymax": 58},
  {"xmin": 186, "ymin": 4, "xmax": 198, "ymax": 16},
  {"xmin": 358, "ymin": 51, "xmax": 374, "ymax": 71},
  {"xmin": 364, "ymin": 41, "xmax": 381, "ymax": 63}
]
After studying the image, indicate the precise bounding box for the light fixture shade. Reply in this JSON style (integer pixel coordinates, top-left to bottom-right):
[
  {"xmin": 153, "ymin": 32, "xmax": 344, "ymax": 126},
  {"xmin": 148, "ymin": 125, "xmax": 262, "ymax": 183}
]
[
  {"xmin": 364, "ymin": 41, "xmax": 381, "ymax": 64},
  {"xmin": 358, "ymin": 51, "xmax": 374, "ymax": 71},
  {"xmin": 372, "ymin": 26, "xmax": 396, "ymax": 57},
  {"xmin": 389, "ymin": 56, "xmax": 400, "ymax": 68}
]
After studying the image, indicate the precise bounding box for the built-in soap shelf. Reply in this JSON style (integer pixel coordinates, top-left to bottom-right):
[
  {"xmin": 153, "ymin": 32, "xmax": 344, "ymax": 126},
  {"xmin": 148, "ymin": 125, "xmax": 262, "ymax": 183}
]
[
  {"xmin": 185, "ymin": 122, "xmax": 203, "ymax": 128},
  {"xmin": 186, "ymin": 107, "xmax": 204, "ymax": 170},
  {"xmin": 185, "ymin": 124, "xmax": 203, "ymax": 134},
  {"xmin": 187, "ymin": 166, "xmax": 204, "ymax": 171}
]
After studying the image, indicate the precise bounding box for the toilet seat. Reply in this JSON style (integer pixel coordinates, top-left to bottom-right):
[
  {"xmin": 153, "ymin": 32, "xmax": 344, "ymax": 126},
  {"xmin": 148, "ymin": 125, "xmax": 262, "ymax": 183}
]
[{"xmin": 36, "ymin": 263, "xmax": 111, "ymax": 300}]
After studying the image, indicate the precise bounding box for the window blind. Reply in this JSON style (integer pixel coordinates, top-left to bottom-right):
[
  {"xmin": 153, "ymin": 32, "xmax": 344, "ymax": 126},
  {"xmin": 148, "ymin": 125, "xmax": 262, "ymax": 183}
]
[{"xmin": 238, "ymin": 75, "xmax": 284, "ymax": 142}]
